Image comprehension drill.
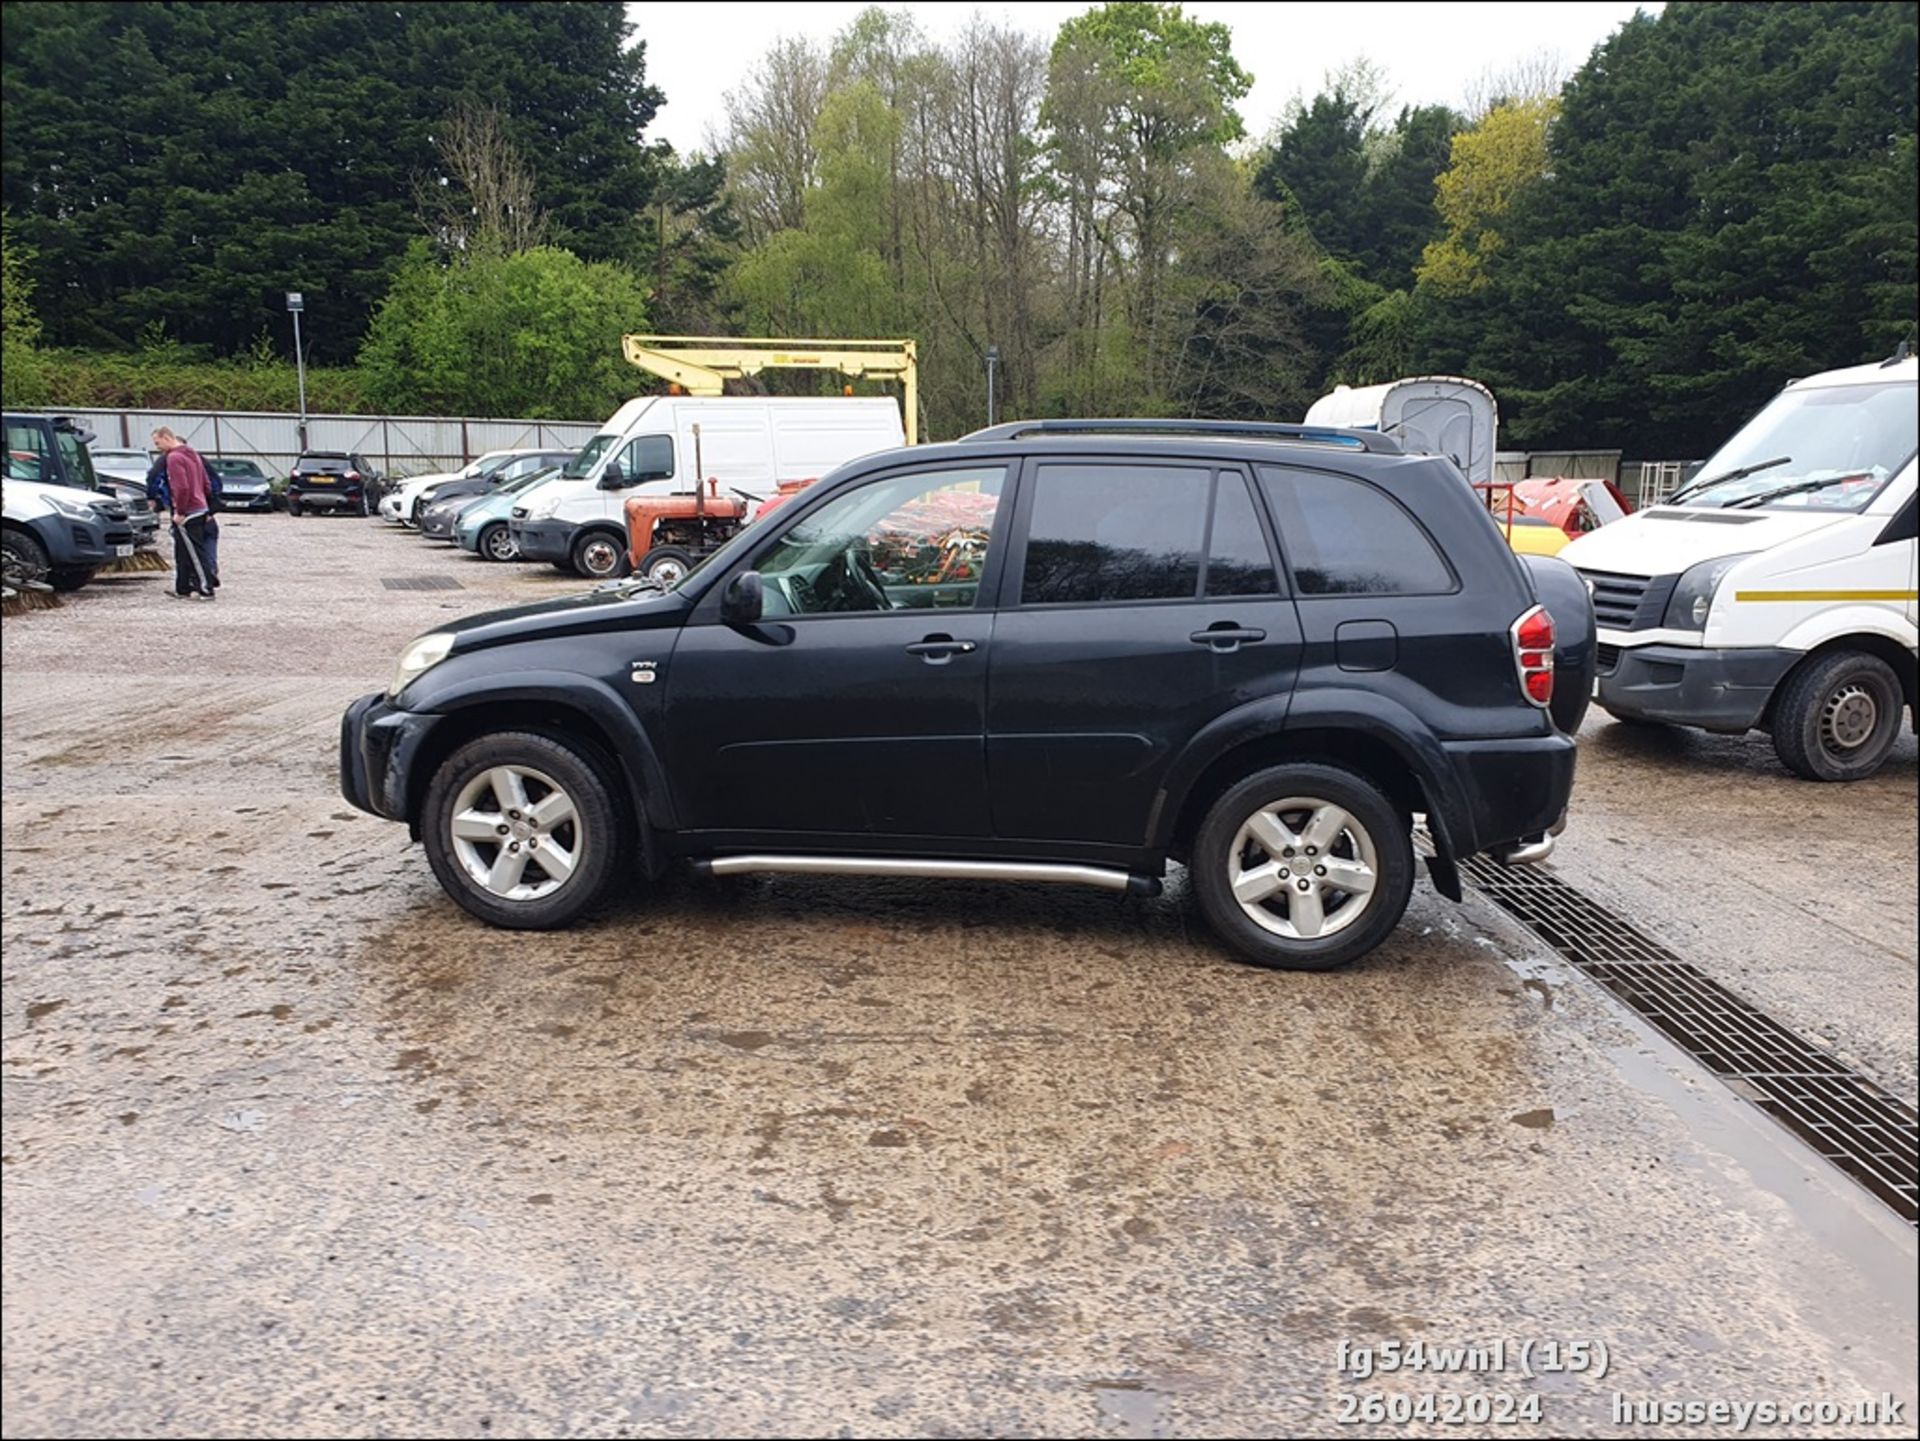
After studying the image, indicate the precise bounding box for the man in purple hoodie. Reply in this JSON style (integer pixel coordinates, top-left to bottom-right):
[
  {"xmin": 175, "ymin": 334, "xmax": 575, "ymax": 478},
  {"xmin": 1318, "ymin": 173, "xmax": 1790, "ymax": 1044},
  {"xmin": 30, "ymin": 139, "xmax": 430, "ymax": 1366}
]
[{"xmin": 154, "ymin": 427, "xmax": 216, "ymax": 600}]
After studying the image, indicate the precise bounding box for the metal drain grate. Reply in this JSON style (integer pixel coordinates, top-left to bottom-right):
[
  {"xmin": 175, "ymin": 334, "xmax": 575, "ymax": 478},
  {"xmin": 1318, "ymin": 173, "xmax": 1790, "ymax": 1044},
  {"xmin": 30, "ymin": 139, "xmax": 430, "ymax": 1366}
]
[
  {"xmin": 380, "ymin": 575, "xmax": 464, "ymax": 591},
  {"xmin": 1459, "ymin": 853, "xmax": 1918, "ymax": 1225}
]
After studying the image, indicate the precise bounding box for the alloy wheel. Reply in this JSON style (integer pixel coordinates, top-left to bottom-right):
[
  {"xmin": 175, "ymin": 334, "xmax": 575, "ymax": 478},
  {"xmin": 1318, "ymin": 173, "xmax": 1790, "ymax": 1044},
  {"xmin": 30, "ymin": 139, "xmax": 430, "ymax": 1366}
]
[
  {"xmin": 1226, "ymin": 796, "xmax": 1379, "ymax": 940},
  {"xmin": 448, "ymin": 764, "xmax": 584, "ymax": 901}
]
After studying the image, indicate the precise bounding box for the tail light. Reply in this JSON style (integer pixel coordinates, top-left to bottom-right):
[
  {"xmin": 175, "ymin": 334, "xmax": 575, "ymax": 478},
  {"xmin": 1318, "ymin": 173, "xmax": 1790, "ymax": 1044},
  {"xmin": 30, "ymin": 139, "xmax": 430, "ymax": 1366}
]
[
  {"xmin": 1511, "ymin": 604, "xmax": 1555, "ymax": 707},
  {"xmin": 345, "ymin": 470, "xmax": 361, "ymax": 482}
]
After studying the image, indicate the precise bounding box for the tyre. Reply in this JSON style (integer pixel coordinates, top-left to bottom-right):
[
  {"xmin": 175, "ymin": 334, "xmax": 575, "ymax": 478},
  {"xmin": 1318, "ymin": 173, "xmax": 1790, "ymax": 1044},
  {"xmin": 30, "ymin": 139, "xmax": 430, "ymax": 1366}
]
[
  {"xmin": 360, "ymin": 490, "xmax": 374, "ymax": 518},
  {"xmin": 637, "ymin": 544, "xmax": 695, "ymax": 588},
  {"xmin": 571, "ymin": 529, "xmax": 630, "ymax": 580},
  {"xmin": 478, "ymin": 522, "xmax": 517, "ymax": 562},
  {"xmin": 421, "ymin": 731, "xmax": 628, "ymax": 929},
  {"xmin": 2, "ymin": 527, "xmax": 51, "ymax": 584},
  {"xmin": 1191, "ymin": 763, "xmax": 1415, "ymax": 971},
  {"xmin": 1770, "ymin": 650, "xmax": 1905, "ymax": 781},
  {"xmin": 48, "ymin": 567, "xmax": 97, "ymax": 593},
  {"xmin": 288, "ymin": 497, "xmax": 303, "ymax": 517}
]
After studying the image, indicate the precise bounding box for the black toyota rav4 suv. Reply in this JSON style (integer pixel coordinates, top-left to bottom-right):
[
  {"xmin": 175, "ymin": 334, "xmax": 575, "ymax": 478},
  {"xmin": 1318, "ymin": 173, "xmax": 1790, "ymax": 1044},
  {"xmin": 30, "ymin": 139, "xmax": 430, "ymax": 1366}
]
[{"xmin": 342, "ymin": 421, "xmax": 1591, "ymax": 970}]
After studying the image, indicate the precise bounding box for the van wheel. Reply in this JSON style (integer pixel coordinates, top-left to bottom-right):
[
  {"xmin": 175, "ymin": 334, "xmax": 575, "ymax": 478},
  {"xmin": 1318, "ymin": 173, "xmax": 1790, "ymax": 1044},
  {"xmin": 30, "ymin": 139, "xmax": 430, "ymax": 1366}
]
[
  {"xmin": 1770, "ymin": 650, "xmax": 1904, "ymax": 781},
  {"xmin": 422, "ymin": 731, "xmax": 627, "ymax": 929},
  {"xmin": 572, "ymin": 530, "xmax": 630, "ymax": 579},
  {"xmin": 1191, "ymin": 763, "xmax": 1414, "ymax": 971},
  {"xmin": 478, "ymin": 522, "xmax": 517, "ymax": 562},
  {"xmin": 637, "ymin": 545, "xmax": 695, "ymax": 587}
]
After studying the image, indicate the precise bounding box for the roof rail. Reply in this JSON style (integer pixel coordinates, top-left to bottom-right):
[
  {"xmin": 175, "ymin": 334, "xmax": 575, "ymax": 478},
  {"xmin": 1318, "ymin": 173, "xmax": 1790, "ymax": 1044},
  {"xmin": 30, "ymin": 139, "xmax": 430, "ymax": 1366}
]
[{"xmin": 958, "ymin": 418, "xmax": 1403, "ymax": 454}]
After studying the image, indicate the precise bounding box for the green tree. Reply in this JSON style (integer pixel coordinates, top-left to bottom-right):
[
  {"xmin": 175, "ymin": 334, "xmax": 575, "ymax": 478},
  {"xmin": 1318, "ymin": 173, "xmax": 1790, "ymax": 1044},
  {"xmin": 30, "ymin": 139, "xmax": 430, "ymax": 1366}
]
[
  {"xmin": 1, "ymin": 2, "xmax": 665, "ymax": 363},
  {"xmin": 1, "ymin": 210, "xmax": 50, "ymax": 406},
  {"xmin": 1042, "ymin": 2, "xmax": 1252, "ymax": 399},
  {"xmin": 358, "ymin": 242, "xmax": 650, "ymax": 419},
  {"xmin": 1440, "ymin": 1, "xmax": 1919, "ymax": 453},
  {"xmin": 1416, "ymin": 96, "xmax": 1559, "ymax": 295}
]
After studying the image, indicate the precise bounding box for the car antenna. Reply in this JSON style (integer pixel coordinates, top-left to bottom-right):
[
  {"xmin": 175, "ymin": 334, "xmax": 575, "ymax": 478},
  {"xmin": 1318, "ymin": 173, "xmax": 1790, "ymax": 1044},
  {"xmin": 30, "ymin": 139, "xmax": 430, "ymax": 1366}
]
[{"xmin": 1883, "ymin": 322, "xmax": 1916, "ymax": 366}]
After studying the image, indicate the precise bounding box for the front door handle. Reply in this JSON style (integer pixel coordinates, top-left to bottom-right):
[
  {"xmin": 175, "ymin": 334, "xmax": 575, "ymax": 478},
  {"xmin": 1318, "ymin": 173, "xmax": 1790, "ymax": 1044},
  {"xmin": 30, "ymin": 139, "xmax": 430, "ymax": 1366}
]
[
  {"xmin": 1189, "ymin": 624, "xmax": 1267, "ymax": 653},
  {"xmin": 905, "ymin": 634, "xmax": 978, "ymax": 664}
]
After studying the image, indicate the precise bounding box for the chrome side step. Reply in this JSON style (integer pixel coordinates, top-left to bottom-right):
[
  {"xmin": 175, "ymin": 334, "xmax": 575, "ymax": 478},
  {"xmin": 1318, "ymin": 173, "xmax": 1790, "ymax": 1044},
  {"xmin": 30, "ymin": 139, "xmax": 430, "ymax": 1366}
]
[{"xmin": 697, "ymin": 853, "xmax": 1159, "ymax": 896}]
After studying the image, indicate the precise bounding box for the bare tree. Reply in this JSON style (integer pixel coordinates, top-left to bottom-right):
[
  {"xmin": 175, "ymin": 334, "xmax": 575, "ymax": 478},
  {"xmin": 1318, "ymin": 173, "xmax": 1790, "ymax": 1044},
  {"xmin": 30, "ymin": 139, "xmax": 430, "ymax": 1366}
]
[
  {"xmin": 415, "ymin": 106, "xmax": 547, "ymax": 255},
  {"xmin": 1463, "ymin": 49, "xmax": 1569, "ymax": 119},
  {"xmin": 720, "ymin": 36, "xmax": 830, "ymax": 243}
]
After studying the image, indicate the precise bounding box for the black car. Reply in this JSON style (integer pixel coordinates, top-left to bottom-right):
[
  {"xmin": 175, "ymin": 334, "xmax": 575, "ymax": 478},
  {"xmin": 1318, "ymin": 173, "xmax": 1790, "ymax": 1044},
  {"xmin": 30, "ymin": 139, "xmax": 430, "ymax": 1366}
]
[
  {"xmin": 92, "ymin": 476, "xmax": 163, "ymax": 547},
  {"xmin": 417, "ymin": 451, "xmax": 572, "ymax": 539},
  {"xmin": 206, "ymin": 457, "xmax": 276, "ymax": 512},
  {"xmin": 287, "ymin": 451, "xmax": 380, "ymax": 516},
  {"xmin": 341, "ymin": 420, "xmax": 1591, "ymax": 972}
]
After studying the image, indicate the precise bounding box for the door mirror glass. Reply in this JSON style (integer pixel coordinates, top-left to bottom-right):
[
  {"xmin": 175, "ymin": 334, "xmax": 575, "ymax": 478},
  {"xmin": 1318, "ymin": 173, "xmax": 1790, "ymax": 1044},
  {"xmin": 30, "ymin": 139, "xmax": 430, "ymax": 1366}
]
[
  {"xmin": 721, "ymin": 570, "xmax": 764, "ymax": 625},
  {"xmin": 598, "ymin": 464, "xmax": 627, "ymax": 490}
]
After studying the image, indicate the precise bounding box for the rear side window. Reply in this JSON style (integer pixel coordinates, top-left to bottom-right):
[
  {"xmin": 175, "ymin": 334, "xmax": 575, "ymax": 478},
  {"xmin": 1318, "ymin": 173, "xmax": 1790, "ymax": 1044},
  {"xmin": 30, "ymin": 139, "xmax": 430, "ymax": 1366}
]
[
  {"xmin": 1257, "ymin": 466, "xmax": 1455, "ymax": 596},
  {"xmin": 1020, "ymin": 464, "xmax": 1209, "ymax": 604},
  {"xmin": 1206, "ymin": 472, "xmax": 1279, "ymax": 596}
]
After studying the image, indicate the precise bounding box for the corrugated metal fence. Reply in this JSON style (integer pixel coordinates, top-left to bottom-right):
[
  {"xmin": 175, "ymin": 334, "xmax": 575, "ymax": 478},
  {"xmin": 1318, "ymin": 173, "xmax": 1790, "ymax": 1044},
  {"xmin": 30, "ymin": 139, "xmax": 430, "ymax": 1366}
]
[{"xmin": 59, "ymin": 407, "xmax": 601, "ymax": 478}]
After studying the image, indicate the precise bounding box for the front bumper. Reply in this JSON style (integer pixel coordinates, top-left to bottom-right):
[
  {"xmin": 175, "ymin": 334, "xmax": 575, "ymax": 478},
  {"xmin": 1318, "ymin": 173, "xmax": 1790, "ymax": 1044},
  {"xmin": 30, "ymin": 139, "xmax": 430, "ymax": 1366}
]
[
  {"xmin": 340, "ymin": 692, "xmax": 443, "ymax": 825},
  {"xmin": 419, "ymin": 511, "xmax": 461, "ymax": 540},
  {"xmin": 1596, "ymin": 643, "xmax": 1799, "ymax": 733},
  {"xmin": 222, "ymin": 489, "xmax": 274, "ymax": 512},
  {"xmin": 29, "ymin": 512, "xmax": 128, "ymax": 567},
  {"xmin": 510, "ymin": 518, "xmax": 574, "ymax": 564}
]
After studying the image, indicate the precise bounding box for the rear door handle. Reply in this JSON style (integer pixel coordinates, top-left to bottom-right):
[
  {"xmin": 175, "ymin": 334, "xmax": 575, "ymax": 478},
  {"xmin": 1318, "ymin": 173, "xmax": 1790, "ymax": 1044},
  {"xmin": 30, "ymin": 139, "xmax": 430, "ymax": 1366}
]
[
  {"xmin": 1189, "ymin": 625, "xmax": 1266, "ymax": 653},
  {"xmin": 905, "ymin": 635, "xmax": 978, "ymax": 664}
]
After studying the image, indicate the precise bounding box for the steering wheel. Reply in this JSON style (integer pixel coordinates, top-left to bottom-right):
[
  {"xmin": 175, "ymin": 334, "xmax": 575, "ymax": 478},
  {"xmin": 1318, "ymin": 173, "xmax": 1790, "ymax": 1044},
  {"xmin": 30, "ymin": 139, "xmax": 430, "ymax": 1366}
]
[{"xmin": 848, "ymin": 546, "xmax": 893, "ymax": 609}]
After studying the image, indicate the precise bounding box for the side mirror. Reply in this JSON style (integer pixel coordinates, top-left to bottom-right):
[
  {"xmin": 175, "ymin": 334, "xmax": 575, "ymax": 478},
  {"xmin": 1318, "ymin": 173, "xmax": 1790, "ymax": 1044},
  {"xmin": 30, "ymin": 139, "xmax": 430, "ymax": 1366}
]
[
  {"xmin": 598, "ymin": 465, "xmax": 627, "ymax": 490},
  {"xmin": 721, "ymin": 571, "xmax": 764, "ymax": 626}
]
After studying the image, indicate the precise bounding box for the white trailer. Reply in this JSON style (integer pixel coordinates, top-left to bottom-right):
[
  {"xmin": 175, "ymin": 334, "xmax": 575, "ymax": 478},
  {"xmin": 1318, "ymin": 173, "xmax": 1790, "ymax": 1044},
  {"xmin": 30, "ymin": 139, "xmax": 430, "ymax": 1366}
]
[{"xmin": 1304, "ymin": 376, "xmax": 1499, "ymax": 485}]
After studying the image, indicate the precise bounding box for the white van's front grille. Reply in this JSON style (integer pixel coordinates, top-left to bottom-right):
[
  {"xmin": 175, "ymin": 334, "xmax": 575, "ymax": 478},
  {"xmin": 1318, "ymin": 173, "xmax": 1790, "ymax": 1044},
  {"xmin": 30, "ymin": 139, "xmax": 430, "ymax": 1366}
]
[{"xmin": 1577, "ymin": 569, "xmax": 1679, "ymax": 631}]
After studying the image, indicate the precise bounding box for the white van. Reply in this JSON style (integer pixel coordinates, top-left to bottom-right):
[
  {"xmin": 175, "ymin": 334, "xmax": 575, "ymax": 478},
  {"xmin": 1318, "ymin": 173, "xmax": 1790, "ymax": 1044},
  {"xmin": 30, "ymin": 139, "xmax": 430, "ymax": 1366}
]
[
  {"xmin": 510, "ymin": 395, "xmax": 906, "ymax": 578},
  {"xmin": 1560, "ymin": 356, "xmax": 1916, "ymax": 780},
  {"xmin": 1304, "ymin": 375, "xmax": 1499, "ymax": 484}
]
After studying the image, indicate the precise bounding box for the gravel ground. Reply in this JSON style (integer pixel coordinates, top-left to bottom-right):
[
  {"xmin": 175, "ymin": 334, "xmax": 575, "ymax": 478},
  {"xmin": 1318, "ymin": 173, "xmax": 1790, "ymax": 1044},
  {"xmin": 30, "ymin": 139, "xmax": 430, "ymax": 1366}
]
[{"xmin": 3, "ymin": 512, "xmax": 1914, "ymax": 1438}]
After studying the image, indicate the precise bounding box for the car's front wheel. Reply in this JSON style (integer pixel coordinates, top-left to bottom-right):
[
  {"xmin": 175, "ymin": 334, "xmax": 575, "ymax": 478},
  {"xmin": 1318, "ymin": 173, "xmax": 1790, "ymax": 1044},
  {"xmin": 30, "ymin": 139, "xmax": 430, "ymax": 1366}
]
[
  {"xmin": 422, "ymin": 732, "xmax": 627, "ymax": 929},
  {"xmin": 1770, "ymin": 650, "xmax": 1905, "ymax": 781},
  {"xmin": 1191, "ymin": 763, "xmax": 1415, "ymax": 971},
  {"xmin": 571, "ymin": 529, "xmax": 630, "ymax": 580},
  {"xmin": 478, "ymin": 522, "xmax": 517, "ymax": 562}
]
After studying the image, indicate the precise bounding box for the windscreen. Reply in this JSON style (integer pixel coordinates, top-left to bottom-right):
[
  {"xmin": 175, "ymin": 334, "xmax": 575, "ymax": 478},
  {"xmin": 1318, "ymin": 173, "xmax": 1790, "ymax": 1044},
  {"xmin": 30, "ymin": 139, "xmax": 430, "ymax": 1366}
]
[
  {"xmin": 562, "ymin": 435, "xmax": 618, "ymax": 480},
  {"xmin": 1678, "ymin": 380, "xmax": 1917, "ymax": 512}
]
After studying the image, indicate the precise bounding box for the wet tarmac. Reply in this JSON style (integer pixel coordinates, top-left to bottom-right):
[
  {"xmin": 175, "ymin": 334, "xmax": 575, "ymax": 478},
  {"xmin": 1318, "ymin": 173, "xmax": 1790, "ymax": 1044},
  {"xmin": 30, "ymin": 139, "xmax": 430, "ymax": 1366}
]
[{"xmin": 3, "ymin": 514, "xmax": 1915, "ymax": 1437}]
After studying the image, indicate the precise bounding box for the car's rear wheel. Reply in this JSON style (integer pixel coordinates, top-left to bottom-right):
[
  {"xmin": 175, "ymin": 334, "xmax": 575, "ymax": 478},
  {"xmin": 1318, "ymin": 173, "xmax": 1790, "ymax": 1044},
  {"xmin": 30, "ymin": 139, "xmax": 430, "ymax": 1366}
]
[
  {"xmin": 571, "ymin": 529, "xmax": 630, "ymax": 580},
  {"xmin": 1771, "ymin": 650, "xmax": 1905, "ymax": 781},
  {"xmin": 1192, "ymin": 763, "xmax": 1415, "ymax": 971},
  {"xmin": 287, "ymin": 497, "xmax": 303, "ymax": 517},
  {"xmin": 422, "ymin": 732, "xmax": 627, "ymax": 929},
  {"xmin": 479, "ymin": 522, "xmax": 517, "ymax": 562}
]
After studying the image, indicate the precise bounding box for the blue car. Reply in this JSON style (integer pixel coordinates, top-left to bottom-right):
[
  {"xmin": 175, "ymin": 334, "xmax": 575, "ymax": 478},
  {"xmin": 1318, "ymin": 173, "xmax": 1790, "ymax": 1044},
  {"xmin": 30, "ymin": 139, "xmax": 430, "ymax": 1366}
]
[{"xmin": 454, "ymin": 468, "xmax": 562, "ymax": 561}]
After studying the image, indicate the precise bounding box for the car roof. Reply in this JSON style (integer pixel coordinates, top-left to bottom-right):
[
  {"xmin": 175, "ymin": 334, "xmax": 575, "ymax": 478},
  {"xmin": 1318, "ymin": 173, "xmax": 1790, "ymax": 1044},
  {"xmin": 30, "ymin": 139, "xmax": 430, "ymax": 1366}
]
[{"xmin": 856, "ymin": 432, "xmax": 1440, "ymax": 480}]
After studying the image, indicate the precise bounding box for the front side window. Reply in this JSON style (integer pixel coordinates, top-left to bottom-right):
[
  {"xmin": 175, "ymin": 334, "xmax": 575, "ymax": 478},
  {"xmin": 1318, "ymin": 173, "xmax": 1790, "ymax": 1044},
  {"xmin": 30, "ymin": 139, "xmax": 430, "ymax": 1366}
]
[
  {"xmin": 754, "ymin": 467, "xmax": 1005, "ymax": 616},
  {"xmin": 617, "ymin": 435, "xmax": 675, "ymax": 484},
  {"xmin": 1020, "ymin": 464, "xmax": 1210, "ymax": 605},
  {"xmin": 5, "ymin": 422, "xmax": 51, "ymax": 482},
  {"xmin": 1258, "ymin": 466, "xmax": 1455, "ymax": 596}
]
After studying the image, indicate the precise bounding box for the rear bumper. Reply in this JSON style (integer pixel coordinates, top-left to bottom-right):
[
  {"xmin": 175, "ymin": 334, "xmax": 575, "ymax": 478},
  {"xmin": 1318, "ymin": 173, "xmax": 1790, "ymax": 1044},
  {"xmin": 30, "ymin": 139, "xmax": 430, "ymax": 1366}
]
[
  {"xmin": 1441, "ymin": 732, "xmax": 1578, "ymax": 856},
  {"xmin": 340, "ymin": 692, "xmax": 442, "ymax": 824},
  {"xmin": 510, "ymin": 519, "xmax": 574, "ymax": 564},
  {"xmin": 290, "ymin": 484, "xmax": 365, "ymax": 509},
  {"xmin": 1596, "ymin": 643, "xmax": 1799, "ymax": 733}
]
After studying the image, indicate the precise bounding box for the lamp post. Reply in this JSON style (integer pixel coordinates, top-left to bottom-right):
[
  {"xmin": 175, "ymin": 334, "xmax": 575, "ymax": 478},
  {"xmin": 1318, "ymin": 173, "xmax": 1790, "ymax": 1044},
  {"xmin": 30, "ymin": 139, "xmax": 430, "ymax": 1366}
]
[
  {"xmin": 286, "ymin": 291, "xmax": 308, "ymax": 452},
  {"xmin": 985, "ymin": 344, "xmax": 1000, "ymax": 428}
]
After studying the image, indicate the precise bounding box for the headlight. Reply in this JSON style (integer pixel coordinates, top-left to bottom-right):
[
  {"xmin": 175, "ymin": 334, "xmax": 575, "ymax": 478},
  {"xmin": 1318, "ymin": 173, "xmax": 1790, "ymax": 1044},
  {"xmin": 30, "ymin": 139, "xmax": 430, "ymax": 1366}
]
[
  {"xmin": 525, "ymin": 490, "xmax": 565, "ymax": 520},
  {"xmin": 46, "ymin": 493, "xmax": 101, "ymax": 519},
  {"xmin": 388, "ymin": 632, "xmax": 455, "ymax": 698},
  {"xmin": 1663, "ymin": 553, "xmax": 1754, "ymax": 630}
]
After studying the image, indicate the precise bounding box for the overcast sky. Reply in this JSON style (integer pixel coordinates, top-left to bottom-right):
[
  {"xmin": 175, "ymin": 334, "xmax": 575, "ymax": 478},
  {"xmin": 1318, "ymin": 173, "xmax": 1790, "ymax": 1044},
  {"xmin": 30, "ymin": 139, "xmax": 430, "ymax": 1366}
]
[{"xmin": 628, "ymin": 1, "xmax": 1659, "ymax": 155}]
